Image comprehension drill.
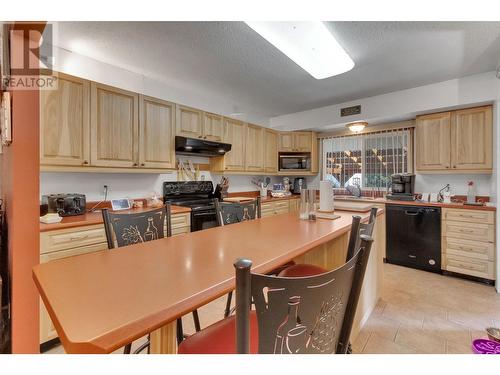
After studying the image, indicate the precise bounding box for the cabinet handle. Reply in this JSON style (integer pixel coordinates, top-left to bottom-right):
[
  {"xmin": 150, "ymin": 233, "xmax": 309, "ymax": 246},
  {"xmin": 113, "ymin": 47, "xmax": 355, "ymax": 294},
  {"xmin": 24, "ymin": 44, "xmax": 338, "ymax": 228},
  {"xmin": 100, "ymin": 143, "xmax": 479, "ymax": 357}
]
[
  {"xmin": 458, "ymin": 228, "xmax": 474, "ymax": 233},
  {"xmin": 82, "ymin": 160, "xmax": 89, "ymax": 165},
  {"xmin": 133, "ymin": 163, "xmax": 138, "ymax": 167},
  {"xmin": 140, "ymin": 163, "xmax": 145, "ymax": 167},
  {"xmin": 69, "ymin": 235, "xmax": 88, "ymax": 241},
  {"xmin": 445, "ymin": 166, "xmax": 449, "ymax": 169},
  {"xmin": 453, "ymin": 166, "xmax": 457, "ymax": 168}
]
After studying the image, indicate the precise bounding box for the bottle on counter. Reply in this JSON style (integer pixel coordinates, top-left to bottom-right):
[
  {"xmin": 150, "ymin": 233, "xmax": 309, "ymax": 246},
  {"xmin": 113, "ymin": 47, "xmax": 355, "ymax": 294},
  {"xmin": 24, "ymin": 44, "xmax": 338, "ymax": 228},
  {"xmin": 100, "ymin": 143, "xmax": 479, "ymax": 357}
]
[{"xmin": 467, "ymin": 180, "xmax": 476, "ymax": 204}]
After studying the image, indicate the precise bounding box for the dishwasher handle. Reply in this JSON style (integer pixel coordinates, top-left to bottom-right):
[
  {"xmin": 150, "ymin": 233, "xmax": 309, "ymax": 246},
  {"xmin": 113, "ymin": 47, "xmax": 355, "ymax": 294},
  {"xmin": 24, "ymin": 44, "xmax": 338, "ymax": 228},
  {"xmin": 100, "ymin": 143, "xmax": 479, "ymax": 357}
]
[{"xmin": 404, "ymin": 210, "xmax": 421, "ymax": 216}]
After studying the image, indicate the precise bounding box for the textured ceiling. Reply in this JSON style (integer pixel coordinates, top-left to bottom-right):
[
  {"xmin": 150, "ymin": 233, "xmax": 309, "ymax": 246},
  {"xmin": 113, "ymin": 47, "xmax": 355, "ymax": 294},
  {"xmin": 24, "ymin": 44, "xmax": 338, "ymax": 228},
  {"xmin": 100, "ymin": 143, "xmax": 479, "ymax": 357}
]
[{"xmin": 54, "ymin": 21, "xmax": 500, "ymax": 118}]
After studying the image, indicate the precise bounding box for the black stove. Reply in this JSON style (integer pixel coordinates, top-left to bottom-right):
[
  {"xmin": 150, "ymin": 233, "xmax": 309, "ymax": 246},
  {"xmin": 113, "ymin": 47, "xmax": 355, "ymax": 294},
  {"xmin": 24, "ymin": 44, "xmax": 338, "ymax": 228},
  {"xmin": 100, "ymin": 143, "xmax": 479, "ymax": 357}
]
[{"xmin": 163, "ymin": 181, "xmax": 218, "ymax": 232}]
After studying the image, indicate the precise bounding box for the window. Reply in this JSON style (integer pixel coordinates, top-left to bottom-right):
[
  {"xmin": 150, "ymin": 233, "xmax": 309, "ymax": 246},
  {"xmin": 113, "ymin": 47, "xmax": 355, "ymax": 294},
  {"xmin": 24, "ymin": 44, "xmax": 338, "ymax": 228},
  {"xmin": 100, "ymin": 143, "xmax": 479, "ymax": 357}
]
[{"xmin": 322, "ymin": 128, "xmax": 412, "ymax": 190}]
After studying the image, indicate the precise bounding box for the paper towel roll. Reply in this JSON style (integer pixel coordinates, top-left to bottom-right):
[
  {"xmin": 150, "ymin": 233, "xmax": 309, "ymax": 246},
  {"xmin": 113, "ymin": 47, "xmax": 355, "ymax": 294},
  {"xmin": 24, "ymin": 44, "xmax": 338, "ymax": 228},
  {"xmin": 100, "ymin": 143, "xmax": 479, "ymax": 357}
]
[{"xmin": 319, "ymin": 180, "xmax": 334, "ymax": 212}]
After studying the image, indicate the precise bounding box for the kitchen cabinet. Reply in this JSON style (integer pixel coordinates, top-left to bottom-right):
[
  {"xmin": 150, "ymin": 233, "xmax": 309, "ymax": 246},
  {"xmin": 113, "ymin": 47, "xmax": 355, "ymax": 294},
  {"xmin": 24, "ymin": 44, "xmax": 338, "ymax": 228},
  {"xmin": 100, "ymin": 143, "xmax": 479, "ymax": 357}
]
[
  {"xmin": 176, "ymin": 105, "xmax": 203, "ymax": 139},
  {"xmin": 90, "ymin": 82, "xmax": 139, "ymax": 168},
  {"xmin": 279, "ymin": 132, "xmax": 313, "ymax": 152},
  {"xmin": 245, "ymin": 124, "xmax": 265, "ymax": 172},
  {"xmin": 211, "ymin": 117, "xmax": 246, "ymax": 171},
  {"xmin": 261, "ymin": 199, "xmax": 297, "ymax": 217},
  {"xmin": 40, "ymin": 73, "xmax": 90, "ymax": 166},
  {"xmin": 264, "ymin": 128, "xmax": 278, "ymax": 173},
  {"xmin": 450, "ymin": 106, "xmax": 492, "ymax": 171},
  {"xmin": 416, "ymin": 106, "xmax": 492, "ymax": 173},
  {"xmin": 441, "ymin": 208, "xmax": 495, "ymax": 281},
  {"xmin": 139, "ymin": 96, "xmax": 176, "ymax": 169},
  {"xmin": 202, "ymin": 112, "xmax": 224, "ymax": 142},
  {"xmin": 415, "ymin": 111, "xmax": 451, "ymax": 171}
]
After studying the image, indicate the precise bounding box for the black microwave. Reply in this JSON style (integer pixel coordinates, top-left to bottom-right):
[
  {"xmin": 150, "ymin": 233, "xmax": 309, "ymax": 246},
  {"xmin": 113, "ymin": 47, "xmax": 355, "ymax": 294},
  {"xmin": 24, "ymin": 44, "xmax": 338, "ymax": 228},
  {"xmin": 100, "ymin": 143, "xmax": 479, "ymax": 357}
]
[{"xmin": 279, "ymin": 153, "xmax": 311, "ymax": 171}]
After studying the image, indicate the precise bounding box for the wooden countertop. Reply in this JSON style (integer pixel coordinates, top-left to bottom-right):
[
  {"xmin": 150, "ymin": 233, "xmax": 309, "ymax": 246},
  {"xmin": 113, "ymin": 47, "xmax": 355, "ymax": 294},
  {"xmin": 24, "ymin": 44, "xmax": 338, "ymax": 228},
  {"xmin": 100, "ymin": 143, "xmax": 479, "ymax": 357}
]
[
  {"xmin": 39, "ymin": 205, "xmax": 192, "ymax": 232},
  {"xmin": 32, "ymin": 209, "xmax": 382, "ymax": 354},
  {"xmin": 335, "ymin": 197, "xmax": 496, "ymax": 212}
]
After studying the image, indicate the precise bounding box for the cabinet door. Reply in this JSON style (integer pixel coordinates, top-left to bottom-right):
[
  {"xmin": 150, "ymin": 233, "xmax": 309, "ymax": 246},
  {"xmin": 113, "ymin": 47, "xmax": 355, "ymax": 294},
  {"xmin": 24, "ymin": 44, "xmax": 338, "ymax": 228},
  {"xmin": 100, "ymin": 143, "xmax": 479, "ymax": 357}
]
[
  {"xmin": 139, "ymin": 96, "xmax": 175, "ymax": 169},
  {"xmin": 279, "ymin": 132, "xmax": 294, "ymax": 152},
  {"xmin": 90, "ymin": 83, "xmax": 139, "ymax": 167},
  {"xmin": 415, "ymin": 112, "xmax": 451, "ymax": 171},
  {"xmin": 40, "ymin": 73, "xmax": 90, "ymax": 166},
  {"xmin": 203, "ymin": 112, "xmax": 223, "ymax": 142},
  {"xmin": 245, "ymin": 124, "xmax": 265, "ymax": 172},
  {"xmin": 223, "ymin": 118, "xmax": 246, "ymax": 171},
  {"xmin": 294, "ymin": 132, "xmax": 312, "ymax": 152},
  {"xmin": 176, "ymin": 105, "xmax": 203, "ymax": 139},
  {"xmin": 264, "ymin": 128, "xmax": 278, "ymax": 173},
  {"xmin": 451, "ymin": 106, "xmax": 492, "ymax": 171}
]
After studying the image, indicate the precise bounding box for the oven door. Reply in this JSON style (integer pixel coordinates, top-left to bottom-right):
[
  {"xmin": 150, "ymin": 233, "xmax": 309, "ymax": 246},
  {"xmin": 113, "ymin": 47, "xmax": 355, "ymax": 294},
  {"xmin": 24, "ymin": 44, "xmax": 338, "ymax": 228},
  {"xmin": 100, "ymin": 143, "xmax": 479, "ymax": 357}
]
[
  {"xmin": 191, "ymin": 210, "xmax": 218, "ymax": 232},
  {"xmin": 279, "ymin": 154, "xmax": 311, "ymax": 171}
]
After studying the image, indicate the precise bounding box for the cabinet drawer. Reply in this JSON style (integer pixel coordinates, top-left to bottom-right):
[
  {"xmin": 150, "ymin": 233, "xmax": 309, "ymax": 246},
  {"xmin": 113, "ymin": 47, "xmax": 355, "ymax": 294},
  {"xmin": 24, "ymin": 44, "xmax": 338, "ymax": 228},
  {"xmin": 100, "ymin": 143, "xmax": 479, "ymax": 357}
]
[
  {"xmin": 442, "ymin": 221, "xmax": 494, "ymax": 242},
  {"xmin": 261, "ymin": 203, "xmax": 275, "ymax": 217},
  {"xmin": 170, "ymin": 213, "xmax": 190, "ymax": 229},
  {"xmin": 274, "ymin": 201, "xmax": 290, "ymax": 210},
  {"xmin": 443, "ymin": 208, "xmax": 494, "ymax": 224},
  {"xmin": 40, "ymin": 225, "xmax": 107, "ymax": 254},
  {"xmin": 171, "ymin": 226, "xmax": 190, "ymax": 236},
  {"xmin": 443, "ymin": 237, "xmax": 494, "ymax": 261},
  {"xmin": 40, "ymin": 242, "xmax": 107, "ymax": 263},
  {"xmin": 443, "ymin": 254, "xmax": 495, "ymax": 280}
]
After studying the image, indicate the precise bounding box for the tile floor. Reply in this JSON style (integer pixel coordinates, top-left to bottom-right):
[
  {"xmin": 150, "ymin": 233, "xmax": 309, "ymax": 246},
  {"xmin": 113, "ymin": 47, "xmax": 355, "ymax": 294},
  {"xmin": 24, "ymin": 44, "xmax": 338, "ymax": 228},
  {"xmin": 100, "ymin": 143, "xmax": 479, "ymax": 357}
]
[{"xmin": 46, "ymin": 263, "xmax": 500, "ymax": 354}]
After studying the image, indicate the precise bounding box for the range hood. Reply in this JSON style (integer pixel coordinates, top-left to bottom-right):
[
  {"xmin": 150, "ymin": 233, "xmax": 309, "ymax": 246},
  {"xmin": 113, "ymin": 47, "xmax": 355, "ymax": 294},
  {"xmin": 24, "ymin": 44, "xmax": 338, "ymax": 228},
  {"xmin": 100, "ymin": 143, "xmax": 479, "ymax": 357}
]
[{"xmin": 175, "ymin": 136, "xmax": 232, "ymax": 157}]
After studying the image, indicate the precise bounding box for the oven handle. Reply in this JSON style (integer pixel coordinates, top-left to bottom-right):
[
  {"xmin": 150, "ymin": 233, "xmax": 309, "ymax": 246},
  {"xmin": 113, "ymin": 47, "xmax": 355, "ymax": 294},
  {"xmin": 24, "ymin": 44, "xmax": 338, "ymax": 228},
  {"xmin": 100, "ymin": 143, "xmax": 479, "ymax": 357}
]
[
  {"xmin": 404, "ymin": 210, "xmax": 421, "ymax": 216},
  {"xmin": 192, "ymin": 211, "xmax": 216, "ymax": 217}
]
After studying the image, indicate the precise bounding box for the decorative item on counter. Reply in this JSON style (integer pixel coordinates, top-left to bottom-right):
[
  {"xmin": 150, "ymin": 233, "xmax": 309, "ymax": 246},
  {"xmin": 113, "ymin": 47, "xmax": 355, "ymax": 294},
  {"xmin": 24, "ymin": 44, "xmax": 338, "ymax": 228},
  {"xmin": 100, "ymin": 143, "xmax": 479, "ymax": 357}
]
[
  {"xmin": 271, "ymin": 182, "xmax": 291, "ymax": 198},
  {"xmin": 147, "ymin": 192, "xmax": 164, "ymax": 208},
  {"xmin": 420, "ymin": 192, "xmax": 430, "ymax": 202},
  {"xmin": 429, "ymin": 193, "xmax": 438, "ymax": 203},
  {"xmin": 40, "ymin": 213, "xmax": 63, "ymax": 224},
  {"xmin": 132, "ymin": 200, "xmax": 144, "ymax": 208},
  {"xmin": 437, "ymin": 184, "xmax": 451, "ymax": 203},
  {"xmin": 307, "ymin": 189, "xmax": 317, "ymax": 221},
  {"xmin": 467, "ymin": 180, "xmax": 476, "ymax": 204},
  {"xmin": 299, "ymin": 189, "xmax": 309, "ymax": 220},
  {"xmin": 283, "ymin": 177, "xmax": 291, "ymax": 193}
]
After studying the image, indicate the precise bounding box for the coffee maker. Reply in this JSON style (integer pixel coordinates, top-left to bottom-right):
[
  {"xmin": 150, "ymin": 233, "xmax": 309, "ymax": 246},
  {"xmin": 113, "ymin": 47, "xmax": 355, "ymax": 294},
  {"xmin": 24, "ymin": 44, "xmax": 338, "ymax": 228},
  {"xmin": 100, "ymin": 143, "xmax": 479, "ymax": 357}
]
[{"xmin": 386, "ymin": 173, "xmax": 415, "ymax": 201}]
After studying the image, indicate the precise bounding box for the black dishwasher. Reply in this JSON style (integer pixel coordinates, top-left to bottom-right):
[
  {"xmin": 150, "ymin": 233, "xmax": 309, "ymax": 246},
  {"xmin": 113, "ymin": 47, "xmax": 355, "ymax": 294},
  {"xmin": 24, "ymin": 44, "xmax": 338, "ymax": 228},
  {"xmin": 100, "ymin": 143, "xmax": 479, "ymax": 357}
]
[{"xmin": 386, "ymin": 204, "xmax": 441, "ymax": 273}]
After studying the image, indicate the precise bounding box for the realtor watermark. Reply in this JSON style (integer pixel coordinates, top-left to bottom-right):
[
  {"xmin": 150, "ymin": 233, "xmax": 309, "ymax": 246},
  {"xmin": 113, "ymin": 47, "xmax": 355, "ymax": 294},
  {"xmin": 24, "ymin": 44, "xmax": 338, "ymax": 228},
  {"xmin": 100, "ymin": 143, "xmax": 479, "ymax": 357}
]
[{"xmin": 1, "ymin": 22, "xmax": 58, "ymax": 90}]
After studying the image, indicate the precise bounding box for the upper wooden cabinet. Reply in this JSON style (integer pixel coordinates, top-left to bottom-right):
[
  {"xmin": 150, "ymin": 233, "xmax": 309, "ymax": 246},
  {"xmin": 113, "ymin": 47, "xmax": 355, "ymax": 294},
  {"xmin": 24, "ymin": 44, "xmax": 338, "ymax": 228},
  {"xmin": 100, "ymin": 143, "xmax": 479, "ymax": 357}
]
[
  {"xmin": 202, "ymin": 112, "xmax": 224, "ymax": 142},
  {"xmin": 245, "ymin": 124, "xmax": 264, "ymax": 172},
  {"xmin": 416, "ymin": 106, "xmax": 492, "ymax": 173},
  {"xmin": 221, "ymin": 118, "xmax": 246, "ymax": 171},
  {"xmin": 40, "ymin": 73, "xmax": 90, "ymax": 166},
  {"xmin": 415, "ymin": 111, "xmax": 451, "ymax": 171},
  {"xmin": 451, "ymin": 106, "xmax": 492, "ymax": 171},
  {"xmin": 176, "ymin": 105, "xmax": 203, "ymax": 139},
  {"xmin": 279, "ymin": 132, "xmax": 313, "ymax": 152},
  {"xmin": 139, "ymin": 96, "xmax": 176, "ymax": 169},
  {"xmin": 90, "ymin": 83, "xmax": 139, "ymax": 168},
  {"xmin": 264, "ymin": 129, "xmax": 278, "ymax": 173}
]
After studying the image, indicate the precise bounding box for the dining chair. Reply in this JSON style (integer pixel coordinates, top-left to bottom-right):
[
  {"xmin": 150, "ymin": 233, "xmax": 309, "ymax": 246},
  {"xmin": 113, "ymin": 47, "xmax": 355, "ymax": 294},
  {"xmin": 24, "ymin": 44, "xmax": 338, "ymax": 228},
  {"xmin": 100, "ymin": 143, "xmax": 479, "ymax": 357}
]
[
  {"xmin": 102, "ymin": 203, "xmax": 201, "ymax": 353},
  {"xmin": 177, "ymin": 233, "xmax": 374, "ymax": 354},
  {"xmin": 277, "ymin": 207, "xmax": 378, "ymax": 354},
  {"xmin": 215, "ymin": 197, "xmax": 296, "ymax": 317}
]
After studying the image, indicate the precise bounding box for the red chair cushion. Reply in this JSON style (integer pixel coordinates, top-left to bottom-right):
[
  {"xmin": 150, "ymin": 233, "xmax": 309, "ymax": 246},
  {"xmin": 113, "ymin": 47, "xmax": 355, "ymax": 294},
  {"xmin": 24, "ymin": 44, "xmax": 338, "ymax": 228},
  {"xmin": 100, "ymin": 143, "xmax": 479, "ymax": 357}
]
[
  {"xmin": 178, "ymin": 311, "xmax": 259, "ymax": 354},
  {"xmin": 267, "ymin": 260, "xmax": 296, "ymax": 275},
  {"xmin": 278, "ymin": 263, "xmax": 327, "ymax": 277}
]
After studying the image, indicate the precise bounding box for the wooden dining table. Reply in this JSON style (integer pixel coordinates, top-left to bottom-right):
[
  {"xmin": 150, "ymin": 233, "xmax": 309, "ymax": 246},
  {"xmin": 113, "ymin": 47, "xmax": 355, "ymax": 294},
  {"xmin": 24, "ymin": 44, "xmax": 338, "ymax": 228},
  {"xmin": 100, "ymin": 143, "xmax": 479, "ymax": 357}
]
[{"xmin": 32, "ymin": 209, "xmax": 385, "ymax": 354}]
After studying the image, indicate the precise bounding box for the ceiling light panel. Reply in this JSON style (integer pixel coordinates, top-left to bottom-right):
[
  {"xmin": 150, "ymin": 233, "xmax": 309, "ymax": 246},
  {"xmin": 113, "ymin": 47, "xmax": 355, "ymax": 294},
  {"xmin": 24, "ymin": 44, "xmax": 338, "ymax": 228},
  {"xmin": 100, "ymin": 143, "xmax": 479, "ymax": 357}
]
[{"xmin": 245, "ymin": 21, "xmax": 354, "ymax": 80}]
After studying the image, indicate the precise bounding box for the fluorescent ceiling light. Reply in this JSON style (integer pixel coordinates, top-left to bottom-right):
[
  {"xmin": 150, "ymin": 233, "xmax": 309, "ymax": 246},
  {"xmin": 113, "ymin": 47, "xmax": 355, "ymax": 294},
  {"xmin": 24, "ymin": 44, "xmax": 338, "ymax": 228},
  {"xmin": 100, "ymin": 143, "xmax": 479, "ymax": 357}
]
[{"xmin": 245, "ymin": 21, "xmax": 354, "ymax": 80}]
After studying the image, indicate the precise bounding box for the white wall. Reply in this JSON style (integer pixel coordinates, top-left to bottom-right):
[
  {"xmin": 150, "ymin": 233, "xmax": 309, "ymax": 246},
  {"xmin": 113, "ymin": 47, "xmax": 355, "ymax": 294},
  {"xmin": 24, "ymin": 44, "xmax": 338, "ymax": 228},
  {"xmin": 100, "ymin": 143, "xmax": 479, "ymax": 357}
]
[{"xmin": 270, "ymin": 71, "xmax": 499, "ymax": 131}]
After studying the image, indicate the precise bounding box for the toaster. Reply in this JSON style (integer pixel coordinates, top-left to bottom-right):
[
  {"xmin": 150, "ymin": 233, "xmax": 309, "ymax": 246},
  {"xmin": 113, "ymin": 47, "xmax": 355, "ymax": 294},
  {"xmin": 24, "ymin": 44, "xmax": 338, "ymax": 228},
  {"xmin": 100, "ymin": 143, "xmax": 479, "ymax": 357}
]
[{"xmin": 42, "ymin": 194, "xmax": 86, "ymax": 217}]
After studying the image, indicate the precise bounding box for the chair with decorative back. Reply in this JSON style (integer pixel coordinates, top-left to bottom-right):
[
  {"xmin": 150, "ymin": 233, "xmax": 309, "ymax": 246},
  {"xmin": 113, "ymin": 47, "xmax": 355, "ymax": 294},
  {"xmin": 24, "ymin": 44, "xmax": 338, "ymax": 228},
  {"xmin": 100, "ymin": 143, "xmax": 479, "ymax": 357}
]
[
  {"xmin": 102, "ymin": 203, "xmax": 201, "ymax": 354},
  {"xmin": 177, "ymin": 228, "xmax": 375, "ymax": 354},
  {"xmin": 214, "ymin": 197, "xmax": 261, "ymax": 318}
]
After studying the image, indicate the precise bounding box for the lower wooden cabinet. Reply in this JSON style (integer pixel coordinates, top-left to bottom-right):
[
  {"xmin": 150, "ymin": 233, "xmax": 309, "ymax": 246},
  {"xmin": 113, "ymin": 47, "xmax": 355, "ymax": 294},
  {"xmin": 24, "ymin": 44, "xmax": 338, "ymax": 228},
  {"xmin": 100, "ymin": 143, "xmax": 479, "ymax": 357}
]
[
  {"xmin": 261, "ymin": 198, "xmax": 299, "ymax": 217},
  {"xmin": 441, "ymin": 208, "xmax": 495, "ymax": 280},
  {"xmin": 39, "ymin": 213, "xmax": 191, "ymax": 345}
]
